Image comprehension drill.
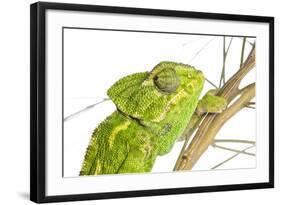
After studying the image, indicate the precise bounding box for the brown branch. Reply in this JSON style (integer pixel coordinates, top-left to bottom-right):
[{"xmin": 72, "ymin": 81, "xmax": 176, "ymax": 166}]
[{"xmin": 175, "ymin": 45, "xmax": 256, "ymax": 171}]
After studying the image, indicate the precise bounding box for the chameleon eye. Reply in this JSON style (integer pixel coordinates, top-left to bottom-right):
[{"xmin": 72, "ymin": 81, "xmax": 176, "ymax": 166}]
[{"xmin": 153, "ymin": 67, "xmax": 180, "ymax": 93}]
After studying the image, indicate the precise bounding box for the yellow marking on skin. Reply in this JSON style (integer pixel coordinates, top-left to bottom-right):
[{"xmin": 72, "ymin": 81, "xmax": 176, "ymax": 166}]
[
  {"xmin": 94, "ymin": 159, "xmax": 101, "ymax": 175},
  {"xmin": 167, "ymin": 89, "xmax": 186, "ymax": 107},
  {"xmin": 155, "ymin": 89, "xmax": 187, "ymax": 121},
  {"xmin": 185, "ymin": 82, "xmax": 195, "ymax": 94},
  {"xmin": 140, "ymin": 139, "xmax": 153, "ymax": 160},
  {"xmin": 108, "ymin": 121, "xmax": 131, "ymax": 148}
]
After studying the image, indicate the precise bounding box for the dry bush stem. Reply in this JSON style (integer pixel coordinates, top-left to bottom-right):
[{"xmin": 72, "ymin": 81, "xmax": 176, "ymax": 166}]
[{"xmin": 175, "ymin": 45, "xmax": 256, "ymax": 171}]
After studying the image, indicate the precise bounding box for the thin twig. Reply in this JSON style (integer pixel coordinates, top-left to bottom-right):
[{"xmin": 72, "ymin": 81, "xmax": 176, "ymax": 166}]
[
  {"xmin": 240, "ymin": 37, "xmax": 246, "ymax": 68},
  {"xmin": 205, "ymin": 78, "xmax": 218, "ymax": 89},
  {"xmin": 211, "ymin": 145, "xmax": 255, "ymax": 169},
  {"xmin": 64, "ymin": 98, "xmax": 110, "ymax": 121},
  {"xmin": 188, "ymin": 37, "xmax": 216, "ymax": 63},
  {"xmin": 226, "ymin": 37, "xmax": 233, "ymax": 54},
  {"xmin": 219, "ymin": 37, "xmax": 233, "ymax": 88},
  {"xmin": 219, "ymin": 36, "xmax": 226, "ymax": 88},
  {"xmin": 245, "ymin": 101, "xmax": 256, "ymax": 109},
  {"xmin": 182, "ymin": 36, "xmax": 203, "ymax": 47},
  {"xmin": 212, "ymin": 143, "xmax": 255, "ymax": 156},
  {"xmin": 239, "ymin": 37, "xmax": 254, "ymax": 46},
  {"xmin": 245, "ymin": 105, "xmax": 256, "ymax": 109},
  {"xmin": 214, "ymin": 139, "xmax": 255, "ymax": 145}
]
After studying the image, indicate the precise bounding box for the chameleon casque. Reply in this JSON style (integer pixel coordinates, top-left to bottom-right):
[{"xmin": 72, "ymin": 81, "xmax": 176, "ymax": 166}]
[{"xmin": 80, "ymin": 61, "xmax": 226, "ymax": 175}]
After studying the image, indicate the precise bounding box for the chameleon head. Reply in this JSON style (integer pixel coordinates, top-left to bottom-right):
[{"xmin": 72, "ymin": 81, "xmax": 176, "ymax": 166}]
[{"xmin": 107, "ymin": 61, "xmax": 205, "ymax": 122}]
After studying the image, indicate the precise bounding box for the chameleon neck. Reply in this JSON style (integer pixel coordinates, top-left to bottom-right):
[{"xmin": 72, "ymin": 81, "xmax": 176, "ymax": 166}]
[{"xmin": 155, "ymin": 92, "xmax": 201, "ymax": 155}]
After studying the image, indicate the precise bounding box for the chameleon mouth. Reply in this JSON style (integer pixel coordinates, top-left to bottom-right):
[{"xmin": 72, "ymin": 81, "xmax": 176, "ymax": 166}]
[
  {"xmin": 197, "ymin": 70, "xmax": 204, "ymax": 78},
  {"xmin": 197, "ymin": 70, "xmax": 205, "ymax": 84},
  {"xmin": 185, "ymin": 70, "xmax": 204, "ymax": 94}
]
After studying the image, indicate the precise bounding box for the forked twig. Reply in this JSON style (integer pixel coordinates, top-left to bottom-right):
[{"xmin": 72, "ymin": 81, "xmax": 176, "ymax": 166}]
[
  {"xmin": 211, "ymin": 145, "xmax": 255, "ymax": 169},
  {"xmin": 212, "ymin": 143, "xmax": 255, "ymax": 156},
  {"xmin": 175, "ymin": 43, "xmax": 256, "ymax": 171}
]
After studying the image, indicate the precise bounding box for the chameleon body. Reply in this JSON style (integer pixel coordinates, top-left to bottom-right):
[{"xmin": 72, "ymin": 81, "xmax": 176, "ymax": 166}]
[{"xmin": 80, "ymin": 61, "xmax": 217, "ymax": 175}]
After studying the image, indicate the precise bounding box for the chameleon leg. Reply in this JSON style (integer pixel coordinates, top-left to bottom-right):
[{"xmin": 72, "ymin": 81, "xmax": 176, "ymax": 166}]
[
  {"xmin": 174, "ymin": 90, "xmax": 228, "ymax": 170},
  {"xmin": 177, "ymin": 112, "xmax": 202, "ymax": 142},
  {"xmin": 116, "ymin": 135, "xmax": 158, "ymax": 173},
  {"xmin": 177, "ymin": 89, "xmax": 227, "ymax": 142},
  {"xmin": 117, "ymin": 150, "xmax": 144, "ymax": 173},
  {"xmin": 117, "ymin": 147, "xmax": 157, "ymax": 173},
  {"xmin": 196, "ymin": 89, "xmax": 227, "ymax": 114},
  {"xmin": 174, "ymin": 113, "xmax": 202, "ymax": 170}
]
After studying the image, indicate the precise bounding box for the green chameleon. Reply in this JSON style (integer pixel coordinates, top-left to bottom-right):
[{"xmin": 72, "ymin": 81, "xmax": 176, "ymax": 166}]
[{"xmin": 80, "ymin": 61, "xmax": 227, "ymax": 175}]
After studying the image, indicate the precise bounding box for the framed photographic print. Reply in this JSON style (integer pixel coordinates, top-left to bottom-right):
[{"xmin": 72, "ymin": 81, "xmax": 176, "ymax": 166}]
[{"xmin": 30, "ymin": 2, "xmax": 274, "ymax": 203}]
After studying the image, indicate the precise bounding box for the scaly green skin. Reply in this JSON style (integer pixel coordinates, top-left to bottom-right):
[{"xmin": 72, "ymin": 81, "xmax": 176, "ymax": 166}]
[{"xmin": 80, "ymin": 61, "xmax": 205, "ymax": 175}]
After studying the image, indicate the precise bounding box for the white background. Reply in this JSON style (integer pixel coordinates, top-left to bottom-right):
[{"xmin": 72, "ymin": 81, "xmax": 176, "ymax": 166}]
[
  {"xmin": 0, "ymin": 0, "xmax": 279, "ymax": 205},
  {"xmin": 63, "ymin": 29, "xmax": 256, "ymax": 177}
]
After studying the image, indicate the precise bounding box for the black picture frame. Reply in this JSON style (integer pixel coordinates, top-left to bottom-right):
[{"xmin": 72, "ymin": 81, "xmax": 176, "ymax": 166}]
[{"xmin": 30, "ymin": 1, "xmax": 274, "ymax": 203}]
